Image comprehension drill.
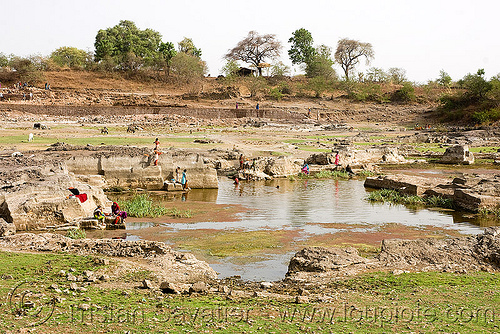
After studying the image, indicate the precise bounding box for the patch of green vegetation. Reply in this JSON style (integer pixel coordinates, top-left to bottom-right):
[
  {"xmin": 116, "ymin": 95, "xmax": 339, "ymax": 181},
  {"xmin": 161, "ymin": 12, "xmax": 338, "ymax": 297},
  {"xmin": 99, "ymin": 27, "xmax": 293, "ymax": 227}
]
[
  {"xmin": 297, "ymin": 170, "xmax": 350, "ymax": 179},
  {"xmin": 178, "ymin": 230, "xmax": 283, "ymax": 257},
  {"xmin": 298, "ymin": 147, "xmax": 332, "ymax": 152},
  {"xmin": 469, "ymin": 146, "xmax": 500, "ymax": 153},
  {"xmin": 0, "ymin": 251, "xmax": 499, "ymax": 333},
  {"xmin": 120, "ymin": 193, "xmax": 192, "ymax": 218},
  {"xmin": 367, "ymin": 189, "xmax": 454, "ymax": 209},
  {"xmin": 65, "ymin": 228, "xmax": 86, "ymax": 239}
]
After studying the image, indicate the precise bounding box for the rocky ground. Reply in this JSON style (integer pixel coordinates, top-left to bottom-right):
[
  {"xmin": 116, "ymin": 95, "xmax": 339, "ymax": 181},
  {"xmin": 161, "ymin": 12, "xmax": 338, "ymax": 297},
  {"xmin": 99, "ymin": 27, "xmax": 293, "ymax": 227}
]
[{"xmin": 1, "ymin": 71, "xmax": 500, "ymax": 298}]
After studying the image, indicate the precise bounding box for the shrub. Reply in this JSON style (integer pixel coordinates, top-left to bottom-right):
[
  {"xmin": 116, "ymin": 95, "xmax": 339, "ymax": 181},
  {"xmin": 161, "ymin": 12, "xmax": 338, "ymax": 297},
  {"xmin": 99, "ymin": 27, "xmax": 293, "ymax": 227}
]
[
  {"xmin": 472, "ymin": 108, "xmax": 500, "ymax": 124},
  {"xmin": 66, "ymin": 228, "xmax": 86, "ymax": 239},
  {"xmin": 391, "ymin": 83, "xmax": 415, "ymax": 102}
]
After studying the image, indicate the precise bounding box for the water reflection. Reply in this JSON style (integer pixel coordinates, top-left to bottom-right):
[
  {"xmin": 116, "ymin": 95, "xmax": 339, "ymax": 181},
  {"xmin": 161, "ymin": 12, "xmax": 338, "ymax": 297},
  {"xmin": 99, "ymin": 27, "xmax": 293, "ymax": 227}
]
[{"xmin": 108, "ymin": 177, "xmax": 496, "ymax": 281}]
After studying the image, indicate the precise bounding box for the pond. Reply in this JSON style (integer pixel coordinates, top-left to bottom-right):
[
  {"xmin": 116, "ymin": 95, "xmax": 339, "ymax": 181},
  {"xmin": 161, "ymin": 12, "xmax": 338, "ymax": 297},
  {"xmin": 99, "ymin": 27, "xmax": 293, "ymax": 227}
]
[{"xmin": 107, "ymin": 178, "xmax": 490, "ymax": 282}]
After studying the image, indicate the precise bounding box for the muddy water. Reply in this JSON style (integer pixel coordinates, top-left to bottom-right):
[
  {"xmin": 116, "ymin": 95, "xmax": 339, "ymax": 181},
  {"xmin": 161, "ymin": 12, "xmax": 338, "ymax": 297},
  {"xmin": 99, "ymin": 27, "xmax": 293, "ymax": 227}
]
[{"xmin": 110, "ymin": 178, "xmax": 489, "ymax": 282}]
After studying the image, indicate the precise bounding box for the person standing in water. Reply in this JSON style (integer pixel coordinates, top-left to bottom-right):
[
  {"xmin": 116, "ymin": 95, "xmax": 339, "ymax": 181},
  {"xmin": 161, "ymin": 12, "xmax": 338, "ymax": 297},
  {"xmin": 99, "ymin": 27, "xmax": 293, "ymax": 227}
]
[
  {"xmin": 334, "ymin": 151, "xmax": 340, "ymax": 166},
  {"xmin": 181, "ymin": 169, "xmax": 188, "ymax": 190}
]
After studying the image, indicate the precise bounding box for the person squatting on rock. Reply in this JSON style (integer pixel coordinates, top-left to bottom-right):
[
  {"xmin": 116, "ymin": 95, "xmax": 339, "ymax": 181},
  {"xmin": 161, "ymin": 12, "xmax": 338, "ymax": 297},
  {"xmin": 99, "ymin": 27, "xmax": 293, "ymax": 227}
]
[
  {"xmin": 175, "ymin": 166, "xmax": 181, "ymax": 183},
  {"xmin": 301, "ymin": 163, "xmax": 310, "ymax": 175},
  {"xmin": 334, "ymin": 151, "xmax": 340, "ymax": 166},
  {"xmin": 93, "ymin": 205, "xmax": 106, "ymax": 228},
  {"xmin": 111, "ymin": 202, "xmax": 127, "ymax": 224}
]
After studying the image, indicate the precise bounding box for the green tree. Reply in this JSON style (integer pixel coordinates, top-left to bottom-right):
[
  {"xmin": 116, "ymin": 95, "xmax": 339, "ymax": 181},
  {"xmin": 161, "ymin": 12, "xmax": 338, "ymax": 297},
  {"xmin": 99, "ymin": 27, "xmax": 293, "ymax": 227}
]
[
  {"xmin": 221, "ymin": 59, "xmax": 240, "ymax": 78},
  {"xmin": 288, "ymin": 28, "xmax": 315, "ymax": 66},
  {"xmin": 9, "ymin": 56, "xmax": 44, "ymax": 83},
  {"xmin": 94, "ymin": 20, "xmax": 162, "ymax": 70},
  {"xmin": 158, "ymin": 42, "xmax": 177, "ymax": 75},
  {"xmin": 458, "ymin": 69, "xmax": 493, "ymax": 100},
  {"xmin": 225, "ymin": 31, "xmax": 282, "ymax": 76},
  {"xmin": 50, "ymin": 47, "xmax": 92, "ymax": 69},
  {"xmin": 170, "ymin": 52, "xmax": 207, "ymax": 81},
  {"xmin": 437, "ymin": 70, "xmax": 452, "ymax": 87},
  {"xmin": 335, "ymin": 38, "xmax": 374, "ymax": 80},
  {"xmin": 366, "ymin": 67, "xmax": 387, "ymax": 83},
  {"xmin": 178, "ymin": 38, "xmax": 202, "ymax": 58},
  {"xmin": 0, "ymin": 53, "xmax": 8, "ymax": 68},
  {"xmin": 388, "ymin": 67, "xmax": 407, "ymax": 84},
  {"xmin": 305, "ymin": 45, "xmax": 336, "ymax": 80}
]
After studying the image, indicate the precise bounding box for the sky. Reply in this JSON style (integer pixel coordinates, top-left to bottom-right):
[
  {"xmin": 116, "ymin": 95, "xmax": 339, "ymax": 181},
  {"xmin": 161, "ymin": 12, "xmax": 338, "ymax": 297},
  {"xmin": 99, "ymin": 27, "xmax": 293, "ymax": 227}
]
[{"xmin": 2, "ymin": 0, "xmax": 499, "ymax": 83}]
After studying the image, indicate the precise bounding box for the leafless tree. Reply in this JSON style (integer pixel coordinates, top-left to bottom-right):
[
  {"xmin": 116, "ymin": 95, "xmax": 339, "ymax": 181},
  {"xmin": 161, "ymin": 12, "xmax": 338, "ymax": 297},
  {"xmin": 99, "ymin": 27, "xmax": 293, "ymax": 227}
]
[
  {"xmin": 225, "ymin": 31, "xmax": 282, "ymax": 76},
  {"xmin": 335, "ymin": 38, "xmax": 374, "ymax": 80}
]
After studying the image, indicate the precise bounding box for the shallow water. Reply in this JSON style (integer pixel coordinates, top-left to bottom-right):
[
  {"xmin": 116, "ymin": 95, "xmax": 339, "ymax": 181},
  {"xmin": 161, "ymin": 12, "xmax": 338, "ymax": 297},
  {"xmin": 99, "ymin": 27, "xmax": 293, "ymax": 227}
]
[{"xmin": 121, "ymin": 178, "xmax": 489, "ymax": 281}]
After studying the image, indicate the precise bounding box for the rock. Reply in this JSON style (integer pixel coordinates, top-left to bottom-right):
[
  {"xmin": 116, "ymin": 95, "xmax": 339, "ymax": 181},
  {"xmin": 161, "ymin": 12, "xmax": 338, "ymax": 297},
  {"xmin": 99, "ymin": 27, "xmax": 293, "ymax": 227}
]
[
  {"xmin": 59, "ymin": 270, "xmax": 66, "ymax": 277},
  {"xmin": 298, "ymin": 288, "xmax": 310, "ymax": 296},
  {"xmin": 260, "ymin": 282, "xmax": 273, "ymax": 289},
  {"xmin": 160, "ymin": 282, "xmax": 189, "ymax": 294},
  {"xmin": 189, "ymin": 282, "xmax": 208, "ymax": 294},
  {"xmin": 440, "ymin": 145, "xmax": 474, "ymax": 164},
  {"xmin": 295, "ymin": 296, "xmax": 309, "ymax": 304},
  {"xmin": 67, "ymin": 274, "xmax": 77, "ymax": 282},
  {"xmin": 364, "ymin": 175, "xmax": 444, "ymax": 196},
  {"xmin": 69, "ymin": 283, "xmax": 78, "ymax": 291},
  {"xmin": 95, "ymin": 258, "xmax": 110, "ymax": 265},
  {"xmin": 287, "ymin": 247, "xmax": 367, "ymax": 274},
  {"xmin": 0, "ymin": 218, "xmax": 16, "ymax": 237},
  {"xmin": 99, "ymin": 274, "xmax": 109, "ymax": 281},
  {"xmin": 142, "ymin": 279, "xmax": 154, "ymax": 289}
]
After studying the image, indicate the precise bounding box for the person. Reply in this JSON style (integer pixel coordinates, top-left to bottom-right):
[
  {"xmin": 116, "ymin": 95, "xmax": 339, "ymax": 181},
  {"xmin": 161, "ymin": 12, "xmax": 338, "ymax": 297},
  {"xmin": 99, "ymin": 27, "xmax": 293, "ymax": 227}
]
[
  {"xmin": 153, "ymin": 150, "xmax": 162, "ymax": 166},
  {"xmin": 93, "ymin": 205, "xmax": 106, "ymax": 227},
  {"xmin": 111, "ymin": 202, "xmax": 127, "ymax": 224},
  {"xmin": 153, "ymin": 138, "xmax": 160, "ymax": 150},
  {"xmin": 28, "ymin": 133, "xmax": 33, "ymax": 142},
  {"xmin": 181, "ymin": 169, "xmax": 188, "ymax": 190},
  {"xmin": 334, "ymin": 151, "xmax": 340, "ymax": 166},
  {"xmin": 236, "ymin": 102, "xmax": 239, "ymax": 109},
  {"xmin": 234, "ymin": 177, "xmax": 239, "ymax": 185},
  {"xmin": 345, "ymin": 165, "xmax": 355, "ymax": 177},
  {"xmin": 308, "ymin": 108, "xmax": 311, "ymax": 118},
  {"xmin": 301, "ymin": 163, "xmax": 310, "ymax": 175},
  {"xmin": 256, "ymin": 103, "xmax": 259, "ymax": 110},
  {"xmin": 175, "ymin": 166, "xmax": 181, "ymax": 183},
  {"xmin": 239, "ymin": 154, "xmax": 244, "ymax": 169}
]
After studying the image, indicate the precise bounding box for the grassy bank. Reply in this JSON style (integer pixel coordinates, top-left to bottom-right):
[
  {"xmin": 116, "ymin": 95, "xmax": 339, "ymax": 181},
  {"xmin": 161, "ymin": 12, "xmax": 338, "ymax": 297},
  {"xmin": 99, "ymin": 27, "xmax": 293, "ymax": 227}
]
[
  {"xmin": 0, "ymin": 251, "xmax": 498, "ymax": 333},
  {"xmin": 367, "ymin": 188, "xmax": 454, "ymax": 209},
  {"xmin": 119, "ymin": 193, "xmax": 192, "ymax": 218}
]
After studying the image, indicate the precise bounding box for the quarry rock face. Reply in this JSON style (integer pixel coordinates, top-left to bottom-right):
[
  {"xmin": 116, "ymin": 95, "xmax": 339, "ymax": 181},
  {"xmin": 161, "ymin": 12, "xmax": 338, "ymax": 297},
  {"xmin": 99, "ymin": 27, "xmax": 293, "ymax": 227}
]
[
  {"xmin": 65, "ymin": 153, "xmax": 218, "ymax": 189},
  {"xmin": 0, "ymin": 163, "xmax": 110, "ymax": 230}
]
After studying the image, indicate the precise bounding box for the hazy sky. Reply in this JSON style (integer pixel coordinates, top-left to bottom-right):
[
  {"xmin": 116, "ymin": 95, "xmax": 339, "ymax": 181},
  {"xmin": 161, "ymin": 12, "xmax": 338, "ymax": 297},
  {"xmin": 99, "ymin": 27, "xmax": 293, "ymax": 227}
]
[{"xmin": 2, "ymin": 0, "xmax": 498, "ymax": 83}]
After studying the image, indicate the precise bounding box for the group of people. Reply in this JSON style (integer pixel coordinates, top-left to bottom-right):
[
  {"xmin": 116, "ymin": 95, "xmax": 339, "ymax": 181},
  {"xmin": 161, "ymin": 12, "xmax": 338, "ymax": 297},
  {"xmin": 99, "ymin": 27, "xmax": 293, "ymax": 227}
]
[
  {"xmin": 151, "ymin": 138, "xmax": 188, "ymax": 190},
  {"xmin": 301, "ymin": 151, "xmax": 351, "ymax": 176},
  {"xmin": 93, "ymin": 202, "xmax": 128, "ymax": 227}
]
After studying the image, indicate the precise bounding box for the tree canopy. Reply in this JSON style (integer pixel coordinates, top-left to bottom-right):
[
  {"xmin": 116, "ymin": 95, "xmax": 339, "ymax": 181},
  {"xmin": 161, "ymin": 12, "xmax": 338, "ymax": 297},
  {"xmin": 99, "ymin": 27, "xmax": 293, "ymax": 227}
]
[
  {"xmin": 288, "ymin": 28, "xmax": 315, "ymax": 66},
  {"xmin": 225, "ymin": 31, "xmax": 282, "ymax": 76},
  {"xmin": 94, "ymin": 20, "xmax": 162, "ymax": 70},
  {"xmin": 334, "ymin": 38, "xmax": 374, "ymax": 80},
  {"xmin": 178, "ymin": 38, "xmax": 202, "ymax": 58},
  {"xmin": 50, "ymin": 47, "xmax": 91, "ymax": 69}
]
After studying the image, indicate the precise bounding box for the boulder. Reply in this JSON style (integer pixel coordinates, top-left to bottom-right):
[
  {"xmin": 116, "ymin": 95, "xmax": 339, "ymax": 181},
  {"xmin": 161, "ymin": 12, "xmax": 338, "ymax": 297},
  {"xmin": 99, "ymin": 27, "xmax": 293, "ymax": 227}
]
[
  {"xmin": 364, "ymin": 175, "xmax": 445, "ymax": 196},
  {"xmin": 0, "ymin": 166, "xmax": 111, "ymax": 230},
  {"xmin": 287, "ymin": 247, "xmax": 367, "ymax": 273},
  {"xmin": 440, "ymin": 145, "xmax": 474, "ymax": 164},
  {"xmin": 0, "ymin": 218, "xmax": 16, "ymax": 237}
]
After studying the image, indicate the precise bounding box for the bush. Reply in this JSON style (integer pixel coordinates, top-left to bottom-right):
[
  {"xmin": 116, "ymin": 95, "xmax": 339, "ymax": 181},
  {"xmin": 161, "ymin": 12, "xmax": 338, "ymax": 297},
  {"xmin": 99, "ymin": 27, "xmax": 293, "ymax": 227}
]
[
  {"xmin": 390, "ymin": 83, "xmax": 415, "ymax": 102},
  {"xmin": 268, "ymin": 87, "xmax": 283, "ymax": 101},
  {"xmin": 472, "ymin": 108, "xmax": 500, "ymax": 124},
  {"xmin": 66, "ymin": 228, "xmax": 86, "ymax": 239}
]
